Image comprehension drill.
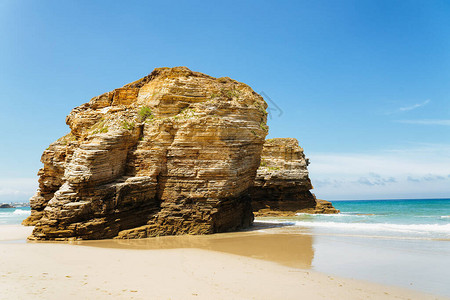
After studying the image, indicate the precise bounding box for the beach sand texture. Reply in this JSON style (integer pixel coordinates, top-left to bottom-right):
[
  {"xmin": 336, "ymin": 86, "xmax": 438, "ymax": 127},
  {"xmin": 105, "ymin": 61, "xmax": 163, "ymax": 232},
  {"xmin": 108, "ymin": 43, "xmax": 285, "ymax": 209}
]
[{"xmin": 0, "ymin": 226, "xmax": 445, "ymax": 300}]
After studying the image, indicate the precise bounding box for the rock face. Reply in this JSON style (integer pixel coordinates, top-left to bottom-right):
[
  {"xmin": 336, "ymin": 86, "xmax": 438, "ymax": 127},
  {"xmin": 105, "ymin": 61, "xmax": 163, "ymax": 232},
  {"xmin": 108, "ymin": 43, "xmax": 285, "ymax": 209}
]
[
  {"xmin": 23, "ymin": 67, "xmax": 268, "ymax": 240},
  {"xmin": 314, "ymin": 199, "xmax": 339, "ymax": 214},
  {"xmin": 251, "ymin": 138, "xmax": 338, "ymax": 216}
]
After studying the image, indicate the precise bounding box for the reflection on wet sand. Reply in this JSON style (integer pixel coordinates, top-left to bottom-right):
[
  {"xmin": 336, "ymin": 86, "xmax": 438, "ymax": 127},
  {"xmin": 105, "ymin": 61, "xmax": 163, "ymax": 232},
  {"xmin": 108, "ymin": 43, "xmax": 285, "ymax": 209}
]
[{"xmin": 74, "ymin": 222, "xmax": 314, "ymax": 269}]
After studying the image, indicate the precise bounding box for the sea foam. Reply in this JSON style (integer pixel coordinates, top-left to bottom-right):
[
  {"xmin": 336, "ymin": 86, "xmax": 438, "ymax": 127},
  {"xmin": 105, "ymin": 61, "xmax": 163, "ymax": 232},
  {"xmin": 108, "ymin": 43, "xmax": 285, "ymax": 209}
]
[
  {"xmin": 256, "ymin": 219, "xmax": 450, "ymax": 236},
  {"xmin": 12, "ymin": 209, "xmax": 31, "ymax": 215},
  {"xmin": 293, "ymin": 221, "xmax": 450, "ymax": 234}
]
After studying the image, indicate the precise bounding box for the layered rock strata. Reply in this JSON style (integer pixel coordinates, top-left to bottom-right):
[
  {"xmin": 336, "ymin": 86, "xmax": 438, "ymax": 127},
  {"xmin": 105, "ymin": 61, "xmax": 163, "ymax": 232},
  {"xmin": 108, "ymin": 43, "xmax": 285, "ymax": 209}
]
[
  {"xmin": 251, "ymin": 138, "xmax": 338, "ymax": 216},
  {"xmin": 23, "ymin": 67, "xmax": 268, "ymax": 240}
]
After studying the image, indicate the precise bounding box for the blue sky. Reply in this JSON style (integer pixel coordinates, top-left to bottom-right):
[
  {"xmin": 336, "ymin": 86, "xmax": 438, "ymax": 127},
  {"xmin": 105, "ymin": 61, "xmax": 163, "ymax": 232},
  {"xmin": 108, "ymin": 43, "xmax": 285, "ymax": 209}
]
[{"xmin": 0, "ymin": 0, "xmax": 449, "ymax": 201}]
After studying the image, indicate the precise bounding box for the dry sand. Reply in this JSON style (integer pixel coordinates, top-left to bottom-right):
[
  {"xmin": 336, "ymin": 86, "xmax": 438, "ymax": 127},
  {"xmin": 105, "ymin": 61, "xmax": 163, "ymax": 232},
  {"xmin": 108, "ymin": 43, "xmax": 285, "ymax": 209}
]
[
  {"xmin": 0, "ymin": 226, "xmax": 445, "ymax": 300},
  {"xmin": 0, "ymin": 224, "xmax": 33, "ymax": 241}
]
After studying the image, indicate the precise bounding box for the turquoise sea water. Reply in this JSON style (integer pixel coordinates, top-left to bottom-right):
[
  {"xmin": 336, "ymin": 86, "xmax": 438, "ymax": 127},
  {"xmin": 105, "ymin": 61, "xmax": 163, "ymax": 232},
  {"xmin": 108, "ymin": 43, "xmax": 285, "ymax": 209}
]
[
  {"xmin": 1, "ymin": 199, "xmax": 450, "ymax": 239},
  {"xmin": 256, "ymin": 198, "xmax": 450, "ymax": 296},
  {"xmin": 259, "ymin": 198, "xmax": 450, "ymax": 240},
  {"xmin": 0, "ymin": 207, "xmax": 30, "ymax": 225}
]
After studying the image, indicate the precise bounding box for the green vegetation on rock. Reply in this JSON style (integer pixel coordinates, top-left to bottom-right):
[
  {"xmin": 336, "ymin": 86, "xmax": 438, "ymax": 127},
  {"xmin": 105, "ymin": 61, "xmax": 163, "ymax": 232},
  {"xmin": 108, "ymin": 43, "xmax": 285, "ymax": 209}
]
[
  {"xmin": 138, "ymin": 106, "xmax": 154, "ymax": 122},
  {"xmin": 121, "ymin": 121, "xmax": 135, "ymax": 131},
  {"xmin": 90, "ymin": 119, "xmax": 109, "ymax": 135},
  {"xmin": 259, "ymin": 122, "xmax": 268, "ymax": 132}
]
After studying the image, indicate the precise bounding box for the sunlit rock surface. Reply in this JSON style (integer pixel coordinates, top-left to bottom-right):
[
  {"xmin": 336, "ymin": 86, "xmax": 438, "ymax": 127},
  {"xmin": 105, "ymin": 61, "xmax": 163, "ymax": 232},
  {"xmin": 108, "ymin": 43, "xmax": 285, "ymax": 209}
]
[
  {"xmin": 23, "ymin": 67, "xmax": 268, "ymax": 240},
  {"xmin": 251, "ymin": 138, "xmax": 338, "ymax": 216}
]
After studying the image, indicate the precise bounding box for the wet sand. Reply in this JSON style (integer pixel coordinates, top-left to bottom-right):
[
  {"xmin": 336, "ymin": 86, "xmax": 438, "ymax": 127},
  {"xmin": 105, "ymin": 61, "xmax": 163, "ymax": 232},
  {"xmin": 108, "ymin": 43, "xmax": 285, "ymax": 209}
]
[
  {"xmin": 75, "ymin": 230, "xmax": 315, "ymax": 269},
  {"xmin": 73, "ymin": 226, "xmax": 450, "ymax": 297}
]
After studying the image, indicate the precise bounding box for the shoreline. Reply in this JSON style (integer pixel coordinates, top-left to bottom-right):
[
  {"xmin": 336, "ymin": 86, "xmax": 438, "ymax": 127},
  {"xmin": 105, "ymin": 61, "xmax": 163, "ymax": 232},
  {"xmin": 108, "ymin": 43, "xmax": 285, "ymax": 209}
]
[
  {"xmin": 1, "ymin": 225, "xmax": 448, "ymax": 299},
  {"xmin": 1, "ymin": 242, "xmax": 443, "ymax": 300}
]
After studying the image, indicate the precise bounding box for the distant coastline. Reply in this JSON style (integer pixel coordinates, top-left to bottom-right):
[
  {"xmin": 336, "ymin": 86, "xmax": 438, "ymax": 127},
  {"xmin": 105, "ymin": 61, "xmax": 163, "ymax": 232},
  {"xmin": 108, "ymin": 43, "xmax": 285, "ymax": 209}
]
[{"xmin": 0, "ymin": 202, "xmax": 30, "ymax": 208}]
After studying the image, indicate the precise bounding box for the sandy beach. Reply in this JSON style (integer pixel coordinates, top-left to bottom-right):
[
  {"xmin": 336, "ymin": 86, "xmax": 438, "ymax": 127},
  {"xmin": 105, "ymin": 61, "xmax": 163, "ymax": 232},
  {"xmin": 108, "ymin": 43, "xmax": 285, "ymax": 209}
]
[
  {"xmin": 2, "ymin": 1, "xmax": 450, "ymax": 299},
  {"xmin": 0, "ymin": 225, "xmax": 446, "ymax": 300}
]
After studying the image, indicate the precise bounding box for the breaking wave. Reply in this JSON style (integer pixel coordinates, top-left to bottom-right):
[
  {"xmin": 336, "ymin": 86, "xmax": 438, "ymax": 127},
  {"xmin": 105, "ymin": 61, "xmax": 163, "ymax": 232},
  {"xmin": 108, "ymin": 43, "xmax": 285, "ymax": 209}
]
[
  {"xmin": 292, "ymin": 221, "xmax": 450, "ymax": 234},
  {"xmin": 257, "ymin": 219, "xmax": 450, "ymax": 237},
  {"xmin": 12, "ymin": 209, "xmax": 31, "ymax": 215}
]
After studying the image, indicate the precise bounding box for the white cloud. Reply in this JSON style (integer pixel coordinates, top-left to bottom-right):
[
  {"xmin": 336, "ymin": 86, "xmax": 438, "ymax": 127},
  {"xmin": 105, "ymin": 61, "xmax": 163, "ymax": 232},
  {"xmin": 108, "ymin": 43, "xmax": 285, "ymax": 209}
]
[
  {"xmin": 0, "ymin": 178, "xmax": 37, "ymax": 202},
  {"xmin": 396, "ymin": 119, "xmax": 450, "ymax": 126},
  {"xmin": 407, "ymin": 175, "xmax": 446, "ymax": 182},
  {"xmin": 398, "ymin": 99, "xmax": 430, "ymax": 112},
  {"xmin": 307, "ymin": 144, "xmax": 450, "ymax": 200},
  {"xmin": 357, "ymin": 173, "xmax": 396, "ymax": 186},
  {"xmin": 385, "ymin": 99, "xmax": 431, "ymax": 115}
]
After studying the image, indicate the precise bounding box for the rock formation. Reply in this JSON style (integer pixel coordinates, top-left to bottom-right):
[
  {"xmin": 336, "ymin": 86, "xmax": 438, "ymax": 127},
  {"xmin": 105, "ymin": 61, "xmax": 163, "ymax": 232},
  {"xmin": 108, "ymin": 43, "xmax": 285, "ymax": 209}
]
[
  {"xmin": 0, "ymin": 204, "xmax": 14, "ymax": 208},
  {"xmin": 251, "ymin": 138, "xmax": 338, "ymax": 216},
  {"xmin": 314, "ymin": 199, "xmax": 339, "ymax": 214},
  {"xmin": 23, "ymin": 67, "xmax": 269, "ymax": 240}
]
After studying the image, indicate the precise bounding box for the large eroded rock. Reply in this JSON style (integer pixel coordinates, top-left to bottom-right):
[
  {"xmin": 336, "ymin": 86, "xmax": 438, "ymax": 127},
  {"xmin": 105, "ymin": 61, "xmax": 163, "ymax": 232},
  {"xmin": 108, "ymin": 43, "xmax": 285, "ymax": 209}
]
[
  {"xmin": 23, "ymin": 67, "xmax": 268, "ymax": 240},
  {"xmin": 251, "ymin": 138, "xmax": 338, "ymax": 216}
]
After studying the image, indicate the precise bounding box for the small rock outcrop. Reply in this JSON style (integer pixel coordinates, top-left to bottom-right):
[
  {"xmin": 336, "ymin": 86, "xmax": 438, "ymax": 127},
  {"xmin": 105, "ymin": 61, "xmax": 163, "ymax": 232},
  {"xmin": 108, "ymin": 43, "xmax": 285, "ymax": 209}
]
[
  {"xmin": 23, "ymin": 67, "xmax": 268, "ymax": 240},
  {"xmin": 0, "ymin": 204, "xmax": 14, "ymax": 208},
  {"xmin": 314, "ymin": 199, "xmax": 339, "ymax": 214},
  {"xmin": 251, "ymin": 138, "xmax": 338, "ymax": 216}
]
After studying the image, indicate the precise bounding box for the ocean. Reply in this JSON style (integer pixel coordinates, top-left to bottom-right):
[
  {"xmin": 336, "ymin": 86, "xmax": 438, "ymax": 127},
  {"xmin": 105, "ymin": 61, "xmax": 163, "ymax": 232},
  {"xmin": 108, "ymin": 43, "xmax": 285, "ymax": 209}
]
[
  {"xmin": 258, "ymin": 198, "xmax": 450, "ymax": 241},
  {"xmin": 0, "ymin": 207, "xmax": 31, "ymax": 225},
  {"xmin": 2, "ymin": 199, "xmax": 449, "ymax": 237},
  {"xmin": 256, "ymin": 198, "xmax": 450, "ymax": 296}
]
